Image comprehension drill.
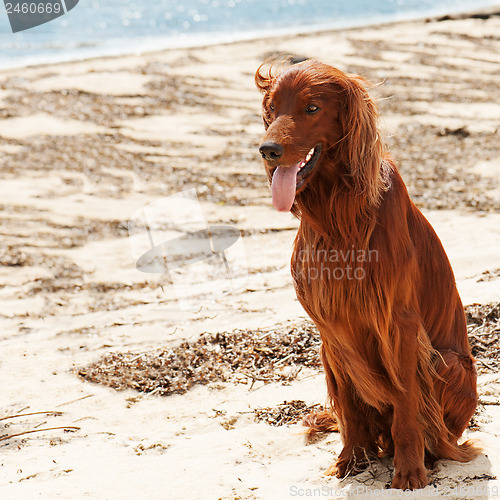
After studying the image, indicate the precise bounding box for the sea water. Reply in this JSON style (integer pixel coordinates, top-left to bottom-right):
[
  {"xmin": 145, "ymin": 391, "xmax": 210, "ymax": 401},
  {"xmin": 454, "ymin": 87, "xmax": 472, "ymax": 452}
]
[{"xmin": 0, "ymin": 0, "xmax": 498, "ymax": 68}]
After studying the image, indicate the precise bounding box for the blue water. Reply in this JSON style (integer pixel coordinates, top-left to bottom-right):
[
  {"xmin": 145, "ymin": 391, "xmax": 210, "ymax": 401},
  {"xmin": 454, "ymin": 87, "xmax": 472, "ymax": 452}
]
[{"xmin": 0, "ymin": 0, "xmax": 499, "ymax": 68}]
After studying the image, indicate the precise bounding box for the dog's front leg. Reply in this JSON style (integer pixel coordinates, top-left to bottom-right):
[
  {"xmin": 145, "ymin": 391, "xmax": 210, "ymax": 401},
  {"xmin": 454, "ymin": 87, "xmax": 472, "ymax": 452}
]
[
  {"xmin": 326, "ymin": 379, "xmax": 379, "ymax": 478},
  {"xmin": 390, "ymin": 325, "xmax": 429, "ymax": 490},
  {"xmin": 391, "ymin": 398, "xmax": 429, "ymax": 489}
]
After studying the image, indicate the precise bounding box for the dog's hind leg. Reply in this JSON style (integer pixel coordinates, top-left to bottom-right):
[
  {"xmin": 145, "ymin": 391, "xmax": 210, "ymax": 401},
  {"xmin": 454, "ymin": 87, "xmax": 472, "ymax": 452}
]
[{"xmin": 434, "ymin": 349, "xmax": 477, "ymax": 438}]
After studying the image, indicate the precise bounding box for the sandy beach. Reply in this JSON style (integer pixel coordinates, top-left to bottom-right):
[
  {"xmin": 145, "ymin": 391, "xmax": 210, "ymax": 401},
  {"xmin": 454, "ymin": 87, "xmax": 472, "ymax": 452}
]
[{"xmin": 1, "ymin": 7, "xmax": 500, "ymax": 500}]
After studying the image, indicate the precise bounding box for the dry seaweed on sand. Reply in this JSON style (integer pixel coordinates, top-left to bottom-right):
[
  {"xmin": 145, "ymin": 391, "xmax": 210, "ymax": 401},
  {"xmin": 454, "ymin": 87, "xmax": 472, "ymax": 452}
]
[
  {"xmin": 465, "ymin": 302, "xmax": 500, "ymax": 374},
  {"xmin": 0, "ymin": 246, "xmax": 32, "ymax": 266},
  {"xmin": 77, "ymin": 321, "xmax": 321, "ymax": 396},
  {"xmin": 253, "ymin": 400, "xmax": 325, "ymax": 427}
]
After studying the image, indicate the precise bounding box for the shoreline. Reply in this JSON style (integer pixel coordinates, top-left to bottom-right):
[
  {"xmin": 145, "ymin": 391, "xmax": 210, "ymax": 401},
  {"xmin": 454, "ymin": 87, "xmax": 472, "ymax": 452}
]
[{"xmin": 1, "ymin": 1, "xmax": 500, "ymax": 72}]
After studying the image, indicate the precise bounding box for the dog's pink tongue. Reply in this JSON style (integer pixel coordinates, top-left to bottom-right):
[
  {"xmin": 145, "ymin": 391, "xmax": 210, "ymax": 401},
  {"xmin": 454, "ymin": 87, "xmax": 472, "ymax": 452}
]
[{"xmin": 271, "ymin": 164, "xmax": 299, "ymax": 212}]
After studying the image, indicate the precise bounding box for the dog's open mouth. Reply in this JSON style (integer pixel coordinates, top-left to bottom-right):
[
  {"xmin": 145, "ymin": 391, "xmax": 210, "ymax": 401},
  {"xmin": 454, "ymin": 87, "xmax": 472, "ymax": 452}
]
[
  {"xmin": 271, "ymin": 144, "xmax": 322, "ymax": 212},
  {"xmin": 296, "ymin": 144, "xmax": 322, "ymax": 189}
]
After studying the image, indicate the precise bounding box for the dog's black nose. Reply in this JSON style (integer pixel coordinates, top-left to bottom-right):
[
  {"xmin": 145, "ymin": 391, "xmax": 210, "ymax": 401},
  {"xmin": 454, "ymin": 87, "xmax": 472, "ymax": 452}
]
[{"xmin": 259, "ymin": 142, "xmax": 283, "ymax": 162}]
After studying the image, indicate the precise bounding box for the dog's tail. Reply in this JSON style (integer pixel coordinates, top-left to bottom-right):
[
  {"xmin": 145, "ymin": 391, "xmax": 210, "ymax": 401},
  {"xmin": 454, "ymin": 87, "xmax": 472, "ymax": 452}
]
[
  {"xmin": 302, "ymin": 410, "xmax": 339, "ymax": 443},
  {"xmin": 436, "ymin": 437, "xmax": 480, "ymax": 463}
]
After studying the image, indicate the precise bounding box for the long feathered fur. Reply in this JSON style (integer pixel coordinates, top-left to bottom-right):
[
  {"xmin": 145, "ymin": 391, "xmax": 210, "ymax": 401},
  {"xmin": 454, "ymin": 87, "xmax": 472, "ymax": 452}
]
[{"xmin": 256, "ymin": 59, "xmax": 479, "ymax": 489}]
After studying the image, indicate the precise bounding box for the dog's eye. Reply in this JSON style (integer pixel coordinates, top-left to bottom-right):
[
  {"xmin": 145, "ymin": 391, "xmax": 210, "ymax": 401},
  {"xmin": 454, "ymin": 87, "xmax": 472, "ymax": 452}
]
[
  {"xmin": 269, "ymin": 103, "xmax": 275, "ymax": 112},
  {"xmin": 306, "ymin": 104, "xmax": 319, "ymax": 114}
]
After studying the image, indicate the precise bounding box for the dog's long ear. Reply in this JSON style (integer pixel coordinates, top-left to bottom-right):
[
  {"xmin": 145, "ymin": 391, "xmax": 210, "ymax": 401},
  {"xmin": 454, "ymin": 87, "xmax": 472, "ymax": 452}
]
[
  {"xmin": 255, "ymin": 63, "xmax": 272, "ymax": 93},
  {"xmin": 255, "ymin": 64, "xmax": 274, "ymax": 130},
  {"xmin": 337, "ymin": 75, "xmax": 384, "ymax": 205}
]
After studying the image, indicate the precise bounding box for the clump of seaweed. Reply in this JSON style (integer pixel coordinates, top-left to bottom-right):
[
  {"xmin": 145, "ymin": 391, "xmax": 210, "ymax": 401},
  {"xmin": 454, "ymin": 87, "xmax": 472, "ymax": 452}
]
[
  {"xmin": 466, "ymin": 302, "xmax": 500, "ymax": 374},
  {"xmin": 77, "ymin": 321, "xmax": 321, "ymax": 396},
  {"xmin": 253, "ymin": 400, "xmax": 325, "ymax": 427}
]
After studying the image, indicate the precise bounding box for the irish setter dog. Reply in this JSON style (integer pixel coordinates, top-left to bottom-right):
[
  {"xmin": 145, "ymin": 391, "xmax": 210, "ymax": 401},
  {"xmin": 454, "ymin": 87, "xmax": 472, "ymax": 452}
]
[{"xmin": 255, "ymin": 60, "xmax": 478, "ymax": 490}]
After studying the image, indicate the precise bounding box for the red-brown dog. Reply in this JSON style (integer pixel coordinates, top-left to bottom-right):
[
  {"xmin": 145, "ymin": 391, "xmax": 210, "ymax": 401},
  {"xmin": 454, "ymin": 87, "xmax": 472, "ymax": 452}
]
[{"xmin": 256, "ymin": 60, "xmax": 478, "ymax": 490}]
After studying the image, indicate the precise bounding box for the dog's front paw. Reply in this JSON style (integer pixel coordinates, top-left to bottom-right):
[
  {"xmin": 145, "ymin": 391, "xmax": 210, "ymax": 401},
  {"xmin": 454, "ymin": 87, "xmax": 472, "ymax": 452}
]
[{"xmin": 392, "ymin": 465, "xmax": 429, "ymax": 490}]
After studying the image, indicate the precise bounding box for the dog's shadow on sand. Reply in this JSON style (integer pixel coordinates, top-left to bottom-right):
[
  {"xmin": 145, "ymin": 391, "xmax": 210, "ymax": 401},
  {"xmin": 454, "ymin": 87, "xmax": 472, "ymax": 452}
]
[{"xmin": 339, "ymin": 453, "xmax": 494, "ymax": 498}]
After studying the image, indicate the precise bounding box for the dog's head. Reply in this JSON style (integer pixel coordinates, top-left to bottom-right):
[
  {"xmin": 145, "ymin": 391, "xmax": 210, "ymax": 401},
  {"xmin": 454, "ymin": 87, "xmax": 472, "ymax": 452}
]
[{"xmin": 256, "ymin": 59, "xmax": 383, "ymax": 213}]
